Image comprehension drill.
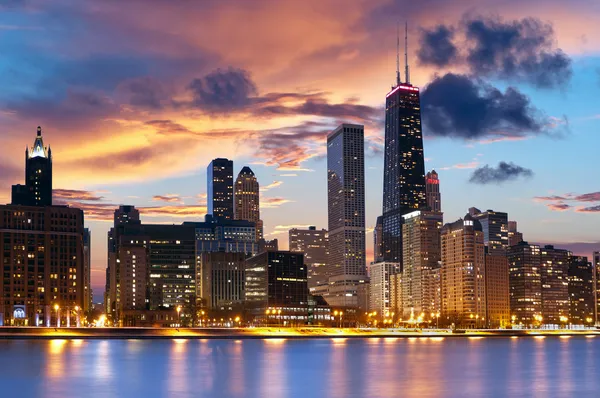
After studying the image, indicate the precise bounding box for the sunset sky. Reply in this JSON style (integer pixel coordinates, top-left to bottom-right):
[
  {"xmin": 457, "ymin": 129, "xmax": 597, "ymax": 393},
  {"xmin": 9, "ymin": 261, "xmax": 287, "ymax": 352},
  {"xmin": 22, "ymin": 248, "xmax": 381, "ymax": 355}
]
[{"xmin": 1, "ymin": 0, "xmax": 599, "ymax": 300}]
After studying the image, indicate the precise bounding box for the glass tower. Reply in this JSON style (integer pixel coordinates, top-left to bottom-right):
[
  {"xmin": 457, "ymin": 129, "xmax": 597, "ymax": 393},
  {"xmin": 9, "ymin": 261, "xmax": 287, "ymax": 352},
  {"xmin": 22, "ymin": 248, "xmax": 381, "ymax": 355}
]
[{"xmin": 207, "ymin": 158, "xmax": 234, "ymax": 220}]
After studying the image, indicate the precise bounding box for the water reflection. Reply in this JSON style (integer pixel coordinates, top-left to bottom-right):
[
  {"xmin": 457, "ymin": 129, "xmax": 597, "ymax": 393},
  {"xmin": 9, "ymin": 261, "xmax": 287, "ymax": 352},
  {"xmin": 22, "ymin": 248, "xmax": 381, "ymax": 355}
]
[{"xmin": 0, "ymin": 337, "xmax": 597, "ymax": 398}]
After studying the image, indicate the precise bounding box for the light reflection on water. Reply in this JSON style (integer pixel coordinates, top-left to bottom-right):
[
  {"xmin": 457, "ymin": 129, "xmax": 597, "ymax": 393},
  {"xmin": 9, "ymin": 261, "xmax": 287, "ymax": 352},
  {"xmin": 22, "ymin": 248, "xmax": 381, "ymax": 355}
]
[{"xmin": 0, "ymin": 337, "xmax": 598, "ymax": 397}]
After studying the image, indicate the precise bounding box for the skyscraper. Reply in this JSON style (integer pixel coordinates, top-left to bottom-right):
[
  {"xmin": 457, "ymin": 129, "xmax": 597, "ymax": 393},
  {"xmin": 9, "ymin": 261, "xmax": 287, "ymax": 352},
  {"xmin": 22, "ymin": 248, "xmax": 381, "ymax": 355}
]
[
  {"xmin": 11, "ymin": 126, "xmax": 53, "ymax": 206},
  {"xmin": 508, "ymin": 221, "xmax": 524, "ymax": 246},
  {"xmin": 374, "ymin": 216, "xmax": 383, "ymax": 263},
  {"xmin": 382, "ymin": 33, "xmax": 426, "ymax": 266},
  {"xmin": 485, "ymin": 254, "xmax": 510, "ymax": 328},
  {"xmin": 327, "ymin": 123, "xmax": 366, "ymax": 307},
  {"xmin": 289, "ymin": 226, "xmax": 329, "ymax": 291},
  {"xmin": 83, "ymin": 228, "xmax": 92, "ymax": 313},
  {"xmin": 369, "ymin": 262, "xmax": 400, "ymax": 316},
  {"xmin": 440, "ymin": 215, "xmax": 486, "ymax": 327},
  {"xmin": 594, "ymin": 251, "xmax": 600, "ymax": 326},
  {"xmin": 207, "ymin": 158, "xmax": 234, "ymax": 220},
  {"xmin": 234, "ymin": 166, "xmax": 262, "ymax": 240},
  {"xmin": 540, "ymin": 245, "xmax": 570, "ymax": 324},
  {"xmin": 507, "ymin": 242, "xmax": 542, "ymax": 326},
  {"xmin": 469, "ymin": 208, "xmax": 509, "ymax": 255},
  {"xmin": 425, "ymin": 170, "xmax": 441, "ymax": 212},
  {"xmin": 567, "ymin": 256, "xmax": 595, "ymax": 326}
]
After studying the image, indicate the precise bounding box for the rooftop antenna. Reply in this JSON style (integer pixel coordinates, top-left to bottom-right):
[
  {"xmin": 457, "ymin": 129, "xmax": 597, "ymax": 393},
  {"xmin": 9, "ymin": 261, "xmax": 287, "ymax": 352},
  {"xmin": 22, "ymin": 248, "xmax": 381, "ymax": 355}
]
[
  {"xmin": 396, "ymin": 23, "xmax": 401, "ymax": 86},
  {"xmin": 405, "ymin": 21, "xmax": 410, "ymax": 84}
]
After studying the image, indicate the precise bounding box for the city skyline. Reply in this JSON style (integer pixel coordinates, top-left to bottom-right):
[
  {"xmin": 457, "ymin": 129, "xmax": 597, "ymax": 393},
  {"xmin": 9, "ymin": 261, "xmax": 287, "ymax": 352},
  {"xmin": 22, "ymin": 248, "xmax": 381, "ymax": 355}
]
[{"xmin": 1, "ymin": 2, "xmax": 600, "ymax": 301}]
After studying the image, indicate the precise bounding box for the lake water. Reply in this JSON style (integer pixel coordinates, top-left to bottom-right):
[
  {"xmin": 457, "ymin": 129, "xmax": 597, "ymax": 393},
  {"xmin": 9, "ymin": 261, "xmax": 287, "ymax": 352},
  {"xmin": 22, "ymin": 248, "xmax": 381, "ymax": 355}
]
[{"xmin": 1, "ymin": 336, "xmax": 599, "ymax": 397}]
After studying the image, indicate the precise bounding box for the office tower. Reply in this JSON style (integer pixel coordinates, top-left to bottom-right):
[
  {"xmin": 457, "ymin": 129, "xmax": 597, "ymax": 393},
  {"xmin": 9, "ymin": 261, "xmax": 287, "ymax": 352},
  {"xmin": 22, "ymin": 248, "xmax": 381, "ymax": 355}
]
[
  {"xmin": 327, "ymin": 123, "xmax": 366, "ymax": 307},
  {"xmin": 568, "ymin": 256, "xmax": 595, "ymax": 325},
  {"xmin": 198, "ymin": 252, "xmax": 247, "ymax": 310},
  {"xmin": 11, "ymin": 127, "xmax": 53, "ymax": 207},
  {"xmin": 440, "ymin": 215, "xmax": 486, "ymax": 327},
  {"xmin": 469, "ymin": 208, "xmax": 509, "ymax": 255},
  {"xmin": 425, "ymin": 170, "xmax": 441, "ymax": 212},
  {"xmin": 540, "ymin": 245, "xmax": 570, "ymax": 324},
  {"xmin": 186, "ymin": 215, "xmax": 258, "ymax": 255},
  {"xmin": 369, "ymin": 262, "xmax": 400, "ymax": 316},
  {"xmin": 374, "ymin": 216, "xmax": 383, "ymax": 263},
  {"xmin": 245, "ymin": 251, "xmax": 307, "ymax": 322},
  {"xmin": 0, "ymin": 205, "xmax": 85, "ymax": 326},
  {"xmin": 289, "ymin": 226, "xmax": 329, "ymax": 291},
  {"xmin": 207, "ymin": 158, "xmax": 234, "ymax": 220},
  {"xmin": 508, "ymin": 221, "xmax": 523, "ymax": 246},
  {"xmin": 401, "ymin": 210, "xmax": 443, "ymax": 318},
  {"xmin": 507, "ymin": 242, "xmax": 542, "ymax": 326},
  {"xmin": 117, "ymin": 238, "xmax": 148, "ymax": 313},
  {"xmin": 382, "ymin": 34, "xmax": 427, "ymax": 266},
  {"xmin": 485, "ymin": 254, "xmax": 510, "ymax": 328},
  {"xmin": 83, "ymin": 228, "xmax": 92, "ymax": 313},
  {"xmin": 234, "ymin": 166, "xmax": 262, "ymax": 240}
]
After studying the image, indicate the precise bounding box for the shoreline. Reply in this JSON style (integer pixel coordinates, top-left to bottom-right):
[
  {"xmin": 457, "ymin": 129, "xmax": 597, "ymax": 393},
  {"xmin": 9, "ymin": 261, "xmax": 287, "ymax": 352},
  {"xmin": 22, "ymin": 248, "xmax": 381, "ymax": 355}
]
[{"xmin": 0, "ymin": 327, "xmax": 598, "ymax": 340}]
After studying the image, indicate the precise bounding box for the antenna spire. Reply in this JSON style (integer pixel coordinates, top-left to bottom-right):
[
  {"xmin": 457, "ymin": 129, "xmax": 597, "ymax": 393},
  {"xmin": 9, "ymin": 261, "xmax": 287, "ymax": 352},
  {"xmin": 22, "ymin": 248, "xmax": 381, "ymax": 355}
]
[
  {"xmin": 396, "ymin": 23, "xmax": 400, "ymax": 86},
  {"xmin": 405, "ymin": 21, "xmax": 410, "ymax": 84}
]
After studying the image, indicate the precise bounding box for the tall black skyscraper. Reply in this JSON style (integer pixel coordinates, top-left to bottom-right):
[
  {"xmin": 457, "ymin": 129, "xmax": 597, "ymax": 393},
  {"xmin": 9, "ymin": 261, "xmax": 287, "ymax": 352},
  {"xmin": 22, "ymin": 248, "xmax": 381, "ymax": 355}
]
[
  {"xmin": 207, "ymin": 158, "xmax": 234, "ymax": 220},
  {"xmin": 11, "ymin": 126, "xmax": 53, "ymax": 206},
  {"xmin": 381, "ymin": 26, "xmax": 426, "ymax": 266}
]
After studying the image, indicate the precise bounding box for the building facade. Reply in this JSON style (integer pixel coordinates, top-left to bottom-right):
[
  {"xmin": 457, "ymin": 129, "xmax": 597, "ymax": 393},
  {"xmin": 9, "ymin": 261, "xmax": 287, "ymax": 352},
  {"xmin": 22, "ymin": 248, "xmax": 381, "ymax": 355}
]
[
  {"xmin": 507, "ymin": 221, "xmax": 524, "ymax": 246},
  {"xmin": 207, "ymin": 158, "xmax": 234, "ymax": 220},
  {"xmin": 198, "ymin": 251, "xmax": 247, "ymax": 310},
  {"xmin": 440, "ymin": 216, "xmax": 486, "ymax": 327},
  {"xmin": 368, "ymin": 262, "xmax": 400, "ymax": 316},
  {"xmin": 117, "ymin": 239, "xmax": 148, "ymax": 314},
  {"xmin": 507, "ymin": 242, "xmax": 542, "ymax": 326},
  {"xmin": 83, "ymin": 228, "xmax": 92, "ymax": 313},
  {"xmin": 326, "ymin": 124, "xmax": 366, "ymax": 307},
  {"xmin": 568, "ymin": 256, "xmax": 594, "ymax": 326},
  {"xmin": 186, "ymin": 215, "xmax": 257, "ymax": 255},
  {"xmin": 540, "ymin": 245, "xmax": 570, "ymax": 325},
  {"xmin": 289, "ymin": 226, "xmax": 329, "ymax": 291},
  {"xmin": 374, "ymin": 216, "xmax": 383, "ymax": 263},
  {"xmin": 234, "ymin": 166, "xmax": 262, "ymax": 240},
  {"xmin": 469, "ymin": 208, "xmax": 509, "ymax": 255},
  {"xmin": 485, "ymin": 254, "xmax": 510, "ymax": 328},
  {"xmin": 425, "ymin": 170, "xmax": 441, "ymax": 212}
]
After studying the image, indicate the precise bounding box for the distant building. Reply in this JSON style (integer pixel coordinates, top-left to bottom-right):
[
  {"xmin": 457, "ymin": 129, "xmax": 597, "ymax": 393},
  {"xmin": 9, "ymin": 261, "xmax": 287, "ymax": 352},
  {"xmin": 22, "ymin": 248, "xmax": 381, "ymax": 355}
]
[
  {"xmin": 540, "ymin": 245, "xmax": 570, "ymax": 324},
  {"xmin": 327, "ymin": 124, "xmax": 366, "ymax": 307},
  {"xmin": 425, "ymin": 170, "xmax": 441, "ymax": 212},
  {"xmin": 186, "ymin": 215, "xmax": 257, "ymax": 255},
  {"xmin": 568, "ymin": 256, "xmax": 595, "ymax": 326},
  {"xmin": 234, "ymin": 166, "xmax": 262, "ymax": 240},
  {"xmin": 369, "ymin": 262, "xmax": 400, "ymax": 316},
  {"xmin": 507, "ymin": 221, "xmax": 523, "ymax": 246},
  {"xmin": 289, "ymin": 226, "xmax": 329, "ymax": 291},
  {"xmin": 401, "ymin": 210, "xmax": 443, "ymax": 318},
  {"xmin": 207, "ymin": 158, "xmax": 234, "ymax": 220},
  {"xmin": 593, "ymin": 251, "xmax": 600, "ymax": 326},
  {"xmin": 508, "ymin": 242, "xmax": 542, "ymax": 326},
  {"xmin": 258, "ymin": 238, "xmax": 278, "ymax": 253},
  {"xmin": 469, "ymin": 208, "xmax": 509, "ymax": 255},
  {"xmin": 11, "ymin": 126, "xmax": 53, "ymax": 206},
  {"xmin": 198, "ymin": 252, "xmax": 247, "ymax": 310},
  {"xmin": 485, "ymin": 254, "xmax": 510, "ymax": 328},
  {"xmin": 83, "ymin": 228, "xmax": 92, "ymax": 313},
  {"xmin": 441, "ymin": 215, "xmax": 486, "ymax": 327},
  {"xmin": 374, "ymin": 216, "xmax": 383, "ymax": 263},
  {"xmin": 245, "ymin": 251, "xmax": 308, "ymax": 324}
]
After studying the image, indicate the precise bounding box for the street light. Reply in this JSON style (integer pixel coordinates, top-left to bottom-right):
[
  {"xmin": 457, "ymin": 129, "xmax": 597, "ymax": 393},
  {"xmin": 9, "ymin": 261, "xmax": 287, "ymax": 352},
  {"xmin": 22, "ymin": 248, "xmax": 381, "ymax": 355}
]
[
  {"xmin": 74, "ymin": 306, "xmax": 80, "ymax": 328},
  {"xmin": 176, "ymin": 306, "xmax": 182, "ymax": 326},
  {"xmin": 54, "ymin": 304, "xmax": 60, "ymax": 328}
]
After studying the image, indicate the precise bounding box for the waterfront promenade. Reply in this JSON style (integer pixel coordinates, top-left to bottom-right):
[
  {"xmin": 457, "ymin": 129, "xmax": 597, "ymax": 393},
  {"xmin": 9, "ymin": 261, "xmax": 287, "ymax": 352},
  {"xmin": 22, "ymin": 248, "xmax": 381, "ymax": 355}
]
[{"xmin": 0, "ymin": 327, "xmax": 598, "ymax": 340}]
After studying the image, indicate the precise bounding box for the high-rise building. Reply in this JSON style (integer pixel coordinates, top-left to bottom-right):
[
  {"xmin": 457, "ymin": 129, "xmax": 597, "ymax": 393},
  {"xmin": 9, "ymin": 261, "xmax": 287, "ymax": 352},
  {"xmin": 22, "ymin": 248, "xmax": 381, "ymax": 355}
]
[
  {"xmin": 507, "ymin": 242, "xmax": 542, "ymax": 326},
  {"xmin": 374, "ymin": 216, "xmax": 383, "ymax": 263},
  {"xmin": 540, "ymin": 245, "xmax": 570, "ymax": 324},
  {"xmin": 234, "ymin": 166, "xmax": 262, "ymax": 240},
  {"xmin": 507, "ymin": 221, "xmax": 523, "ymax": 246},
  {"xmin": 327, "ymin": 123, "xmax": 366, "ymax": 307},
  {"xmin": 0, "ymin": 205, "xmax": 85, "ymax": 326},
  {"xmin": 289, "ymin": 226, "xmax": 329, "ymax": 291},
  {"xmin": 440, "ymin": 215, "xmax": 486, "ymax": 327},
  {"xmin": 594, "ymin": 251, "xmax": 600, "ymax": 326},
  {"xmin": 568, "ymin": 256, "xmax": 595, "ymax": 326},
  {"xmin": 389, "ymin": 273, "xmax": 402, "ymax": 318},
  {"xmin": 198, "ymin": 252, "xmax": 247, "ymax": 310},
  {"xmin": 245, "ymin": 251, "xmax": 308, "ymax": 323},
  {"xmin": 469, "ymin": 208, "xmax": 509, "ymax": 255},
  {"xmin": 258, "ymin": 238, "xmax": 279, "ymax": 253},
  {"xmin": 401, "ymin": 210, "xmax": 443, "ymax": 318},
  {"xmin": 425, "ymin": 170, "xmax": 441, "ymax": 212},
  {"xmin": 11, "ymin": 126, "xmax": 53, "ymax": 207},
  {"xmin": 207, "ymin": 158, "xmax": 234, "ymax": 220},
  {"xmin": 382, "ymin": 57, "xmax": 426, "ymax": 265},
  {"xmin": 369, "ymin": 262, "xmax": 400, "ymax": 316},
  {"xmin": 485, "ymin": 254, "xmax": 510, "ymax": 328},
  {"xmin": 186, "ymin": 215, "xmax": 257, "ymax": 255},
  {"xmin": 83, "ymin": 228, "xmax": 92, "ymax": 313},
  {"xmin": 117, "ymin": 238, "xmax": 148, "ymax": 313}
]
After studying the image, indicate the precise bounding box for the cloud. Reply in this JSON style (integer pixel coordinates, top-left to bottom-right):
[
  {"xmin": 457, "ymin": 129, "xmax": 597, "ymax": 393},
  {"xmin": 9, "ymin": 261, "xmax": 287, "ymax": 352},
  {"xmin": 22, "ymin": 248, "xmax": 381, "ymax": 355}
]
[
  {"xmin": 546, "ymin": 203, "xmax": 572, "ymax": 211},
  {"xmin": 417, "ymin": 25, "xmax": 458, "ymax": 67},
  {"xmin": 417, "ymin": 15, "xmax": 572, "ymax": 89},
  {"xmin": 260, "ymin": 181, "xmax": 283, "ymax": 192},
  {"xmin": 262, "ymin": 197, "xmax": 294, "ymax": 208},
  {"xmin": 439, "ymin": 160, "xmax": 480, "ymax": 170},
  {"xmin": 187, "ymin": 67, "xmax": 257, "ymax": 112},
  {"xmin": 55, "ymin": 200, "xmax": 207, "ymax": 221},
  {"xmin": 116, "ymin": 77, "xmax": 170, "ymax": 109},
  {"xmin": 536, "ymin": 191, "xmax": 600, "ymax": 213},
  {"xmin": 576, "ymin": 205, "xmax": 600, "ymax": 213},
  {"xmin": 152, "ymin": 194, "xmax": 183, "ymax": 203},
  {"xmin": 469, "ymin": 161, "xmax": 533, "ymax": 184},
  {"xmin": 53, "ymin": 189, "xmax": 105, "ymax": 201},
  {"xmin": 421, "ymin": 73, "xmax": 547, "ymax": 140}
]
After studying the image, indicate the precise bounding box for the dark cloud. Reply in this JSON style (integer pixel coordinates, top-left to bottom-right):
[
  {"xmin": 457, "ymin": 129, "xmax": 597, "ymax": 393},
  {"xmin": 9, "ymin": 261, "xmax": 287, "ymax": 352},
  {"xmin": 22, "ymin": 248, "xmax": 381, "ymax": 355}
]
[
  {"xmin": 421, "ymin": 73, "xmax": 545, "ymax": 140},
  {"xmin": 417, "ymin": 26, "xmax": 458, "ymax": 67},
  {"xmin": 116, "ymin": 77, "xmax": 169, "ymax": 109},
  {"xmin": 152, "ymin": 194, "xmax": 182, "ymax": 203},
  {"xmin": 187, "ymin": 67, "xmax": 257, "ymax": 112},
  {"xmin": 144, "ymin": 120, "xmax": 194, "ymax": 135},
  {"xmin": 546, "ymin": 203, "xmax": 571, "ymax": 211},
  {"xmin": 573, "ymin": 192, "xmax": 600, "ymax": 202},
  {"xmin": 576, "ymin": 205, "xmax": 600, "ymax": 213},
  {"xmin": 416, "ymin": 16, "xmax": 572, "ymax": 89},
  {"xmin": 53, "ymin": 189, "xmax": 105, "ymax": 202},
  {"xmin": 469, "ymin": 161, "xmax": 533, "ymax": 184},
  {"xmin": 535, "ymin": 191, "xmax": 600, "ymax": 213}
]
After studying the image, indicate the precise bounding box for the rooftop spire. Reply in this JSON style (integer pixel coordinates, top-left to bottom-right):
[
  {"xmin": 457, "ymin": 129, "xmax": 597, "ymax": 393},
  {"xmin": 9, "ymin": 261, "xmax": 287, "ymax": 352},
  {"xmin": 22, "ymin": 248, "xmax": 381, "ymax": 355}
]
[
  {"xmin": 405, "ymin": 21, "xmax": 410, "ymax": 84},
  {"xmin": 37, "ymin": 126, "xmax": 41, "ymax": 137},
  {"xmin": 396, "ymin": 23, "xmax": 401, "ymax": 86}
]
